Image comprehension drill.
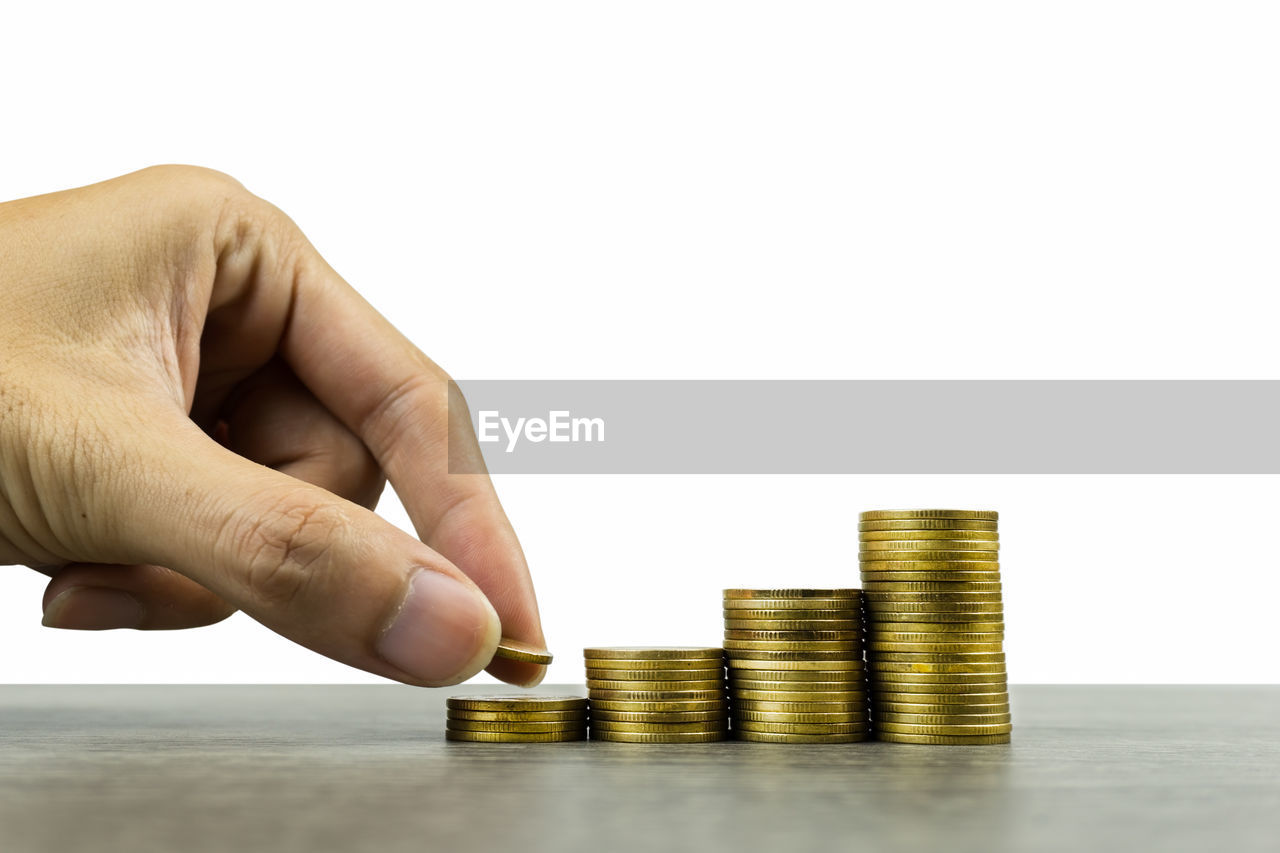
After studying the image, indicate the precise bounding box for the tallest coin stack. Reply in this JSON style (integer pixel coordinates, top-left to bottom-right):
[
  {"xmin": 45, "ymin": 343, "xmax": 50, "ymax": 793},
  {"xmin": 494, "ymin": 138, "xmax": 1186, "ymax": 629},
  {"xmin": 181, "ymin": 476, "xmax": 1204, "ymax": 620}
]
[{"xmin": 858, "ymin": 510, "xmax": 1011, "ymax": 744}]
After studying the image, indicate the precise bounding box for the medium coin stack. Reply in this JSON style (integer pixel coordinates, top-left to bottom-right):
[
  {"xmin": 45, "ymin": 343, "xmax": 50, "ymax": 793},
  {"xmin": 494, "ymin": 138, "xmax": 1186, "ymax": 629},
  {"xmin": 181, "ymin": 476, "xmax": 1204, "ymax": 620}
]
[
  {"xmin": 723, "ymin": 589, "xmax": 870, "ymax": 743},
  {"xmin": 445, "ymin": 695, "xmax": 588, "ymax": 742},
  {"xmin": 583, "ymin": 647, "xmax": 729, "ymax": 743},
  {"xmin": 859, "ymin": 509, "xmax": 1011, "ymax": 745}
]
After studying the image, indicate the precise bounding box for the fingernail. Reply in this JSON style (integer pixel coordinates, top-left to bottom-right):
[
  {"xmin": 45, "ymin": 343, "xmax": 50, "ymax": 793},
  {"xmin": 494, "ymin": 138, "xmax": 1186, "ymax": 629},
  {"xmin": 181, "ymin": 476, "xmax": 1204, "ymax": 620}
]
[
  {"xmin": 42, "ymin": 587, "xmax": 144, "ymax": 630},
  {"xmin": 377, "ymin": 570, "xmax": 499, "ymax": 685}
]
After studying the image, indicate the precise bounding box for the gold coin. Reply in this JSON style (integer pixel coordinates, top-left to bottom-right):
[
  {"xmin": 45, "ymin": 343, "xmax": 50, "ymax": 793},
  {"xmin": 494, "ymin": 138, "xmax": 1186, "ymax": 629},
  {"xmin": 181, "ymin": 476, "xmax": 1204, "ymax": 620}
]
[
  {"xmin": 447, "ymin": 710, "xmax": 588, "ymax": 722},
  {"xmin": 732, "ymin": 676, "xmax": 870, "ymax": 691},
  {"xmin": 735, "ymin": 710, "xmax": 870, "ymax": 724},
  {"xmin": 874, "ymin": 701, "xmax": 1010, "ymax": 715},
  {"xmin": 735, "ymin": 699, "xmax": 867, "ymax": 713},
  {"xmin": 860, "ymin": 571, "xmax": 1001, "ymax": 583},
  {"xmin": 874, "ymin": 698, "xmax": 1011, "ymax": 711},
  {"xmin": 865, "ymin": 640, "xmax": 1003, "ymax": 653},
  {"xmin": 732, "ymin": 689, "xmax": 869, "ymax": 702},
  {"xmin": 586, "ymin": 678, "xmax": 724, "ymax": 692},
  {"xmin": 868, "ymin": 611, "xmax": 1002, "ymax": 622},
  {"xmin": 866, "ymin": 590, "xmax": 1002, "ymax": 602},
  {"xmin": 492, "ymin": 638, "xmax": 553, "ymax": 665},
  {"xmin": 869, "ymin": 685, "xmax": 1008, "ymax": 698},
  {"xmin": 873, "ymin": 691, "xmax": 1009, "ymax": 705},
  {"xmin": 867, "ymin": 611, "xmax": 1004, "ymax": 623},
  {"xmin": 868, "ymin": 599, "xmax": 1002, "ymax": 612},
  {"xmin": 860, "ymin": 530, "xmax": 999, "ymax": 541},
  {"xmin": 877, "ymin": 712, "xmax": 1012, "ymax": 725},
  {"xmin": 588, "ymin": 699, "xmax": 728, "ymax": 713},
  {"xmin": 869, "ymin": 661, "xmax": 1005, "ymax": 674},
  {"xmin": 445, "ymin": 730, "xmax": 587, "ymax": 743},
  {"xmin": 584, "ymin": 667, "xmax": 723, "ymax": 681},
  {"xmin": 868, "ymin": 643, "xmax": 1005, "ymax": 652},
  {"xmin": 728, "ymin": 668, "xmax": 865, "ymax": 681},
  {"xmin": 723, "ymin": 589, "xmax": 862, "ymax": 600},
  {"xmin": 735, "ymin": 721, "xmax": 869, "ymax": 735},
  {"xmin": 588, "ymin": 721, "xmax": 728, "ymax": 734},
  {"xmin": 860, "ymin": 509, "xmax": 998, "ymax": 522},
  {"xmin": 877, "ymin": 722, "xmax": 1013, "ymax": 736},
  {"xmin": 724, "ymin": 667, "xmax": 865, "ymax": 682},
  {"xmin": 591, "ymin": 730, "xmax": 727, "ymax": 743},
  {"xmin": 726, "ymin": 651, "xmax": 864, "ymax": 663},
  {"xmin": 861, "ymin": 539, "xmax": 997, "ymax": 552},
  {"xmin": 864, "ymin": 593, "xmax": 1004, "ymax": 606},
  {"xmin": 724, "ymin": 630, "xmax": 863, "ymax": 641},
  {"xmin": 859, "ymin": 519, "xmax": 998, "ymax": 532},
  {"xmin": 446, "ymin": 696, "xmax": 588, "ymax": 713},
  {"xmin": 860, "ymin": 550, "xmax": 998, "ymax": 561},
  {"xmin": 860, "ymin": 561, "xmax": 1001, "ymax": 572},
  {"xmin": 868, "ymin": 680, "xmax": 1006, "ymax": 694},
  {"xmin": 735, "ymin": 730, "xmax": 870, "ymax": 743},
  {"xmin": 865, "ymin": 601, "xmax": 1003, "ymax": 614},
  {"xmin": 723, "ymin": 639, "xmax": 862, "ymax": 652},
  {"xmin": 872, "ymin": 632, "xmax": 1003, "ymax": 644},
  {"xmin": 724, "ymin": 619, "xmax": 860, "ymax": 631},
  {"xmin": 871, "ymin": 671, "xmax": 1007, "ymax": 684},
  {"xmin": 859, "ymin": 552, "xmax": 999, "ymax": 563},
  {"xmin": 445, "ymin": 719, "xmax": 587, "ymax": 733},
  {"xmin": 863, "ymin": 582, "xmax": 1002, "ymax": 593},
  {"xmin": 867, "ymin": 607, "xmax": 1004, "ymax": 619},
  {"xmin": 865, "ymin": 621, "xmax": 1005, "ymax": 633},
  {"xmin": 589, "ymin": 709, "xmax": 728, "ymax": 723},
  {"xmin": 587, "ymin": 688, "xmax": 726, "ymax": 702},
  {"xmin": 871, "ymin": 686, "xmax": 1009, "ymax": 700},
  {"xmin": 583, "ymin": 657, "xmax": 726, "ymax": 671},
  {"xmin": 727, "ymin": 657, "xmax": 864, "ymax": 669},
  {"xmin": 730, "ymin": 679, "xmax": 865, "ymax": 693},
  {"xmin": 583, "ymin": 647, "xmax": 723, "ymax": 661},
  {"xmin": 723, "ymin": 609, "xmax": 859, "ymax": 621},
  {"xmin": 724, "ymin": 597, "xmax": 863, "ymax": 610},
  {"xmin": 870, "ymin": 660, "xmax": 1008, "ymax": 676},
  {"xmin": 868, "ymin": 654, "xmax": 1006, "ymax": 667},
  {"xmin": 876, "ymin": 732, "xmax": 1010, "ymax": 745}
]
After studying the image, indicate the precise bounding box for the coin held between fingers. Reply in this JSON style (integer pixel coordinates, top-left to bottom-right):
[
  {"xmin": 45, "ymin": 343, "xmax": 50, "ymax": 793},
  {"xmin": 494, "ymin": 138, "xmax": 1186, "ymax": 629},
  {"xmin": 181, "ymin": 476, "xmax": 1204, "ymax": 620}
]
[{"xmin": 493, "ymin": 637, "xmax": 554, "ymax": 665}]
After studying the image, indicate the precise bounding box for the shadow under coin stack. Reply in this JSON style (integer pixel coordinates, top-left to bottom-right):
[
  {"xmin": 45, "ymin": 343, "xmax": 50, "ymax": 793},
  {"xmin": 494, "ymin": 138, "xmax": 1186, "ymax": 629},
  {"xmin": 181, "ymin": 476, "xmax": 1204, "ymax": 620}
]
[
  {"xmin": 723, "ymin": 589, "xmax": 870, "ymax": 743},
  {"xmin": 583, "ymin": 647, "xmax": 729, "ymax": 743},
  {"xmin": 445, "ymin": 695, "xmax": 588, "ymax": 742},
  {"xmin": 858, "ymin": 510, "xmax": 1011, "ymax": 744}
]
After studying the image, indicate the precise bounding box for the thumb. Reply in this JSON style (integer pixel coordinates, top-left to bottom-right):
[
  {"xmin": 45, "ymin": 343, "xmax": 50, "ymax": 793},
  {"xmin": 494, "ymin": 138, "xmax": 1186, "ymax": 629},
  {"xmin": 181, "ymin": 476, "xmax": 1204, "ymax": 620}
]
[{"xmin": 110, "ymin": 429, "xmax": 501, "ymax": 686}]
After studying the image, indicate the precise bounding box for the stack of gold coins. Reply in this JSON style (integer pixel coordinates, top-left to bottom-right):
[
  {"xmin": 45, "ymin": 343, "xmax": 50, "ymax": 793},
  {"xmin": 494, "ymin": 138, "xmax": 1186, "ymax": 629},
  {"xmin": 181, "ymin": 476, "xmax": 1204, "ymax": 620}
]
[
  {"xmin": 858, "ymin": 509, "xmax": 1011, "ymax": 745},
  {"xmin": 583, "ymin": 647, "xmax": 729, "ymax": 743},
  {"xmin": 445, "ymin": 695, "xmax": 588, "ymax": 742},
  {"xmin": 723, "ymin": 589, "xmax": 870, "ymax": 743}
]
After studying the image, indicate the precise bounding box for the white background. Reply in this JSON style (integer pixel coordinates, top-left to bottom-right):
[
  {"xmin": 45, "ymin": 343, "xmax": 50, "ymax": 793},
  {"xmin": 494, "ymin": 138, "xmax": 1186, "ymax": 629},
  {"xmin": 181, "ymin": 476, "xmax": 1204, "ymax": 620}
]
[{"xmin": 2, "ymin": 2, "xmax": 1277, "ymax": 684}]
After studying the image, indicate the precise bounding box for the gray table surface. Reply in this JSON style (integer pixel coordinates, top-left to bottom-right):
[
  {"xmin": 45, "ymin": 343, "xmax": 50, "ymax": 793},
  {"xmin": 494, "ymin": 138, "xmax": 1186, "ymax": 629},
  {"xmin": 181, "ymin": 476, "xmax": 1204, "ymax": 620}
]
[{"xmin": 0, "ymin": 685, "xmax": 1276, "ymax": 853}]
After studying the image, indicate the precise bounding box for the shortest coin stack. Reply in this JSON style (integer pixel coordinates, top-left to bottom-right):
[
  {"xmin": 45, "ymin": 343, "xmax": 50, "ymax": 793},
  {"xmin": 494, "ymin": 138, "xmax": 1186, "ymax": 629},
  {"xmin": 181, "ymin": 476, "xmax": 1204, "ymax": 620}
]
[
  {"xmin": 445, "ymin": 695, "xmax": 588, "ymax": 742},
  {"xmin": 584, "ymin": 647, "xmax": 729, "ymax": 743}
]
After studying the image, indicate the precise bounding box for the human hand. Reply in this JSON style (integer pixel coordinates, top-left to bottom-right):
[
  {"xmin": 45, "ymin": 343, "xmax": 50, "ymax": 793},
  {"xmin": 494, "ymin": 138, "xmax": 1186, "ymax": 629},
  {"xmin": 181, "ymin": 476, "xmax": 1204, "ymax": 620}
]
[{"xmin": 0, "ymin": 166, "xmax": 545, "ymax": 687}]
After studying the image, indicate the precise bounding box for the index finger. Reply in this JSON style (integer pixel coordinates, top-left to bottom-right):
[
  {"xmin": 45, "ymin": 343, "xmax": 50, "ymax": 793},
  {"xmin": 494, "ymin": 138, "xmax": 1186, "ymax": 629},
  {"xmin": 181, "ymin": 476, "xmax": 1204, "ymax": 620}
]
[{"xmin": 272, "ymin": 233, "xmax": 547, "ymax": 686}]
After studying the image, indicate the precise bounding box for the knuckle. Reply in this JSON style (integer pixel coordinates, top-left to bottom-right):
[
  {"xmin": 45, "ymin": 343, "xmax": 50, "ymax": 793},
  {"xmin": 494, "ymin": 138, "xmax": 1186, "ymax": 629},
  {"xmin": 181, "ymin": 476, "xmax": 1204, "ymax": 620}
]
[
  {"xmin": 234, "ymin": 493, "xmax": 346, "ymax": 609},
  {"xmin": 140, "ymin": 164, "xmax": 246, "ymax": 195},
  {"xmin": 214, "ymin": 185, "xmax": 312, "ymax": 286}
]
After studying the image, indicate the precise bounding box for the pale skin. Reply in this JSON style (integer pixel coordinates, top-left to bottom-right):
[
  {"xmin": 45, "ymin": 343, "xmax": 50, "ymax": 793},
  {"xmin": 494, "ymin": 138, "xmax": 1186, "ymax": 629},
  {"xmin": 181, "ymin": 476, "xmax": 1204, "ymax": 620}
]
[{"xmin": 0, "ymin": 165, "xmax": 546, "ymax": 687}]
